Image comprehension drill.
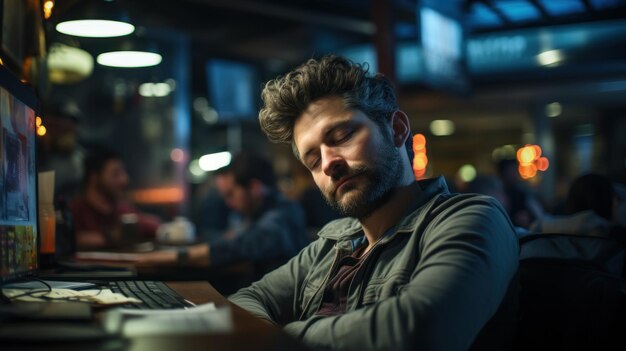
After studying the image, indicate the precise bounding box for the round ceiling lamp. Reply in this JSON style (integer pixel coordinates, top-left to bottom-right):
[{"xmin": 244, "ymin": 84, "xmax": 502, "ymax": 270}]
[
  {"xmin": 47, "ymin": 43, "xmax": 94, "ymax": 84},
  {"xmin": 54, "ymin": 0, "xmax": 135, "ymax": 38},
  {"xmin": 96, "ymin": 51, "xmax": 162, "ymax": 68},
  {"xmin": 56, "ymin": 19, "xmax": 135, "ymax": 38}
]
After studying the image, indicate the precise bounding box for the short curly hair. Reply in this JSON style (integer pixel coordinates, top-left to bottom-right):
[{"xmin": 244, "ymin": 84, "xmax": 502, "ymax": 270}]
[{"xmin": 259, "ymin": 55, "xmax": 411, "ymax": 160}]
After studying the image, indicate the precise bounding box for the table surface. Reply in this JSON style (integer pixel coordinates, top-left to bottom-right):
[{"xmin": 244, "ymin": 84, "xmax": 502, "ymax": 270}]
[{"xmin": 2, "ymin": 281, "xmax": 304, "ymax": 351}]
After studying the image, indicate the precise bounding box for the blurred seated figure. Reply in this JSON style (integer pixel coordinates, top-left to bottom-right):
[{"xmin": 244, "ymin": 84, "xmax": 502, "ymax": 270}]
[
  {"xmin": 530, "ymin": 173, "xmax": 617, "ymax": 237},
  {"xmin": 193, "ymin": 173, "xmax": 232, "ymax": 243},
  {"xmin": 37, "ymin": 101, "xmax": 85, "ymax": 201},
  {"xmin": 299, "ymin": 185, "xmax": 341, "ymax": 235},
  {"xmin": 69, "ymin": 148, "xmax": 162, "ymax": 250},
  {"xmin": 466, "ymin": 175, "xmax": 510, "ymax": 212},
  {"xmin": 466, "ymin": 176, "xmax": 527, "ymax": 237},
  {"xmin": 497, "ymin": 159, "xmax": 544, "ymax": 228},
  {"xmin": 137, "ymin": 152, "xmax": 308, "ymax": 276}
]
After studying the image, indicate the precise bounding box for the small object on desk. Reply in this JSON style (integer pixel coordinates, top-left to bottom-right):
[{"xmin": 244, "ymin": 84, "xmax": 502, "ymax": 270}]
[
  {"xmin": 3, "ymin": 280, "xmax": 97, "ymax": 290},
  {"xmin": 177, "ymin": 248, "xmax": 189, "ymax": 265},
  {"xmin": 104, "ymin": 303, "xmax": 233, "ymax": 337},
  {"xmin": 2, "ymin": 288, "xmax": 142, "ymax": 306}
]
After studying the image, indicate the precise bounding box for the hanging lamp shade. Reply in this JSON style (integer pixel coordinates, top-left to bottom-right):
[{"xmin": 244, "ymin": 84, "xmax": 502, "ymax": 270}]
[
  {"xmin": 47, "ymin": 43, "xmax": 94, "ymax": 83},
  {"xmin": 96, "ymin": 36, "xmax": 162, "ymax": 68},
  {"xmin": 55, "ymin": 1, "xmax": 134, "ymax": 38}
]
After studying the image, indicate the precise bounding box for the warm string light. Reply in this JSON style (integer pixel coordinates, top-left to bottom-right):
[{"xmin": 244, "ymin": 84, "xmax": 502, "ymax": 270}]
[
  {"xmin": 412, "ymin": 134, "xmax": 428, "ymax": 179},
  {"xmin": 516, "ymin": 144, "xmax": 549, "ymax": 179},
  {"xmin": 43, "ymin": 0, "xmax": 55, "ymax": 20},
  {"xmin": 36, "ymin": 116, "xmax": 46, "ymax": 136}
]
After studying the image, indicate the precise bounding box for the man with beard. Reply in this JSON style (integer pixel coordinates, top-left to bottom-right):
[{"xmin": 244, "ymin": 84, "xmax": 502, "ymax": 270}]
[
  {"xmin": 229, "ymin": 56, "xmax": 520, "ymax": 351},
  {"xmin": 69, "ymin": 149, "xmax": 161, "ymax": 249}
]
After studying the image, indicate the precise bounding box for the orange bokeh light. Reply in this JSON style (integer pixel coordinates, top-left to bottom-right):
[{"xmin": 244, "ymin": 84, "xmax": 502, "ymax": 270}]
[
  {"xmin": 413, "ymin": 134, "xmax": 426, "ymax": 152},
  {"xmin": 413, "ymin": 152, "xmax": 428, "ymax": 170},
  {"xmin": 517, "ymin": 145, "xmax": 536, "ymax": 164},
  {"xmin": 414, "ymin": 168, "xmax": 426, "ymax": 179},
  {"xmin": 536, "ymin": 157, "xmax": 549, "ymax": 171},
  {"xmin": 43, "ymin": 0, "xmax": 54, "ymax": 19},
  {"xmin": 532, "ymin": 145, "xmax": 542, "ymax": 159},
  {"xmin": 516, "ymin": 144, "xmax": 548, "ymax": 179}
]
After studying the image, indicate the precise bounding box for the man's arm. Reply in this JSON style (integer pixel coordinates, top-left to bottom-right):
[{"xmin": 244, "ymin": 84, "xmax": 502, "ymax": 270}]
[
  {"xmin": 75, "ymin": 230, "xmax": 108, "ymax": 250},
  {"xmin": 228, "ymin": 238, "xmax": 323, "ymax": 324},
  {"xmin": 283, "ymin": 197, "xmax": 519, "ymax": 351},
  {"xmin": 209, "ymin": 207, "xmax": 305, "ymax": 266}
]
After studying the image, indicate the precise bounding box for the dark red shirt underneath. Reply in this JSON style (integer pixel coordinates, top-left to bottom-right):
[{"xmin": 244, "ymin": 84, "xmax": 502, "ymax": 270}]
[{"xmin": 317, "ymin": 244, "xmax": 370, "ymax": 316}]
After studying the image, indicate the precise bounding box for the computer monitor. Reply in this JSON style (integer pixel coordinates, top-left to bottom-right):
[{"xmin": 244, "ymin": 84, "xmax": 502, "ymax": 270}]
[
  {"xmin": 206, "ymin": 59, "xmax": 257, "ymax": 121},
  {"xmin": 0, "ymin": 65, "xmax": 39, "ymax": 283}
]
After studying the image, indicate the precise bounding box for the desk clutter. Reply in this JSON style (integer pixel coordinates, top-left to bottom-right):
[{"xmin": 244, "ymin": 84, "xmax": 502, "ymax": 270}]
[
  {"xmin": 2, "ymin": 287, "xmax": 141, "ymax": 306},
  {"xmin": 0, "ymin": 286, "xmax": 233, "ymax": 342}
]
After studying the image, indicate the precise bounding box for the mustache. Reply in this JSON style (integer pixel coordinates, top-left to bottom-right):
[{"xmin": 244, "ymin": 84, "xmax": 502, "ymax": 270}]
[{"xmin": 327, "ymin": 165, "xmax": 369, "ymax": 196}]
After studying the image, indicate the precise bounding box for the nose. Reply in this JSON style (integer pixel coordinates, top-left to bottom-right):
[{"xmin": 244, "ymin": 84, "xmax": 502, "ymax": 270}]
[{"xmin": 321, "ymin": 145, "xmax": 346, "ymax": 178}]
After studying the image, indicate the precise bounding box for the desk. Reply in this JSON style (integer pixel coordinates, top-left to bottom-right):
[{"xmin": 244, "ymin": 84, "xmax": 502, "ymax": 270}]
[
  {"xmin": 3, "ymin": 281, "xmax": 304, "ymax": 351},
  {"xmin": 123, "ymin": 282, "xmax": 304, "ymax": 351}
]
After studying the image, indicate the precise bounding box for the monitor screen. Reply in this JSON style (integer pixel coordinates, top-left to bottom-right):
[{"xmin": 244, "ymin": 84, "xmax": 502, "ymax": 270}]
[
  {"xmin": 206, "ymin": 59, "xmax": 257, "ymax": 121},
  {"xmin": 0, "ymin": 66, "xmax": 38, "ymax": 282}
]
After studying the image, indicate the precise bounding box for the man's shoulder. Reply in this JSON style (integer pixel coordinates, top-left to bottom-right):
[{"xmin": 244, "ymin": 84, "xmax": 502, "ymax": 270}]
[{"xmin": 316, "ymin": 217, "xmax": 361, "ymax": 241}]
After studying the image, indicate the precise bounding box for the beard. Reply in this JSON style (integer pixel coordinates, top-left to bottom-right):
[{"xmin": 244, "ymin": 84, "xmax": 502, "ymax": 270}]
[{"xmin": 321, "ymin": 141, "xmax": 402, "ymax": 219}]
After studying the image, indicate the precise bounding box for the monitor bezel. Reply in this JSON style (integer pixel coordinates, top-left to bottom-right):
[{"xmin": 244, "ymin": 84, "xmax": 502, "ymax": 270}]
[{"xmin": 0, "ymin": 64, "xmax": 40, "ymax": 284}]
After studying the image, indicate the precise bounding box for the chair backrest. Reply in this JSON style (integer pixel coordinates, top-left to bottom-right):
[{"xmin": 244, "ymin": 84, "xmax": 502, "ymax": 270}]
[{"xmin": 514, "ymin": 234, "xmax": 626, "ymax": 351}]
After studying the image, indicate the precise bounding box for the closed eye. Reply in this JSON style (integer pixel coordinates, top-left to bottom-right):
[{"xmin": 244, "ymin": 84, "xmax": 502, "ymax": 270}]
[{"xmin": 331, "ymin": 127, "xmax": 355, "ymax": 145}]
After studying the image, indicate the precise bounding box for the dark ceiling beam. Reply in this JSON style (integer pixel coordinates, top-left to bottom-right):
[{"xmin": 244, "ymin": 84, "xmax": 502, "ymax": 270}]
[
  {"xmin": 184, "ymin": 0, "xmax": 376, "ymax": 35},
  {"xmin": 479, "ymin": 0, "xmax": 511, "ymax": 25},
  {"xmin": 528, "ymin": 0, "xmax": 552, "ymax": 20},
  {"xmin": 580, "ymin": 0, "xmax": 595, "ymax": 12}
]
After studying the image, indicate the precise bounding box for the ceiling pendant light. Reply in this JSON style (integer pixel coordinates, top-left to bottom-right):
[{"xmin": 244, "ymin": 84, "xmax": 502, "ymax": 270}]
[
  {"xmin": 56, "ymin": 19, "xmax": 134, "ymax": 38},
  {"xmin": 55, "ymin": 0, "xmax": 134, "ymax": 38},
  {"xmin": 97, "ymin": 51, "xmax": 161, "ymax": 68}
]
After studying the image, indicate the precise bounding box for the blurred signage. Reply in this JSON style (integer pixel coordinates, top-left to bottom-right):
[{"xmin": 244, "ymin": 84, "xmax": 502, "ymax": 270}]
[
  {"xmin": 419, "ymin": 0, "xmax": 470, "ymax": 94},
  {"xmin": 468, "ymin": 19, "xmax": 626, "ymax": 76},
  {"xmin": 206, "ymin": 60, "xmax": 258, "ymax": 122}
]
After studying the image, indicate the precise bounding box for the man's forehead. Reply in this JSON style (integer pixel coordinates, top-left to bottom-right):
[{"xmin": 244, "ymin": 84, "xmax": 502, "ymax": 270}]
[{"xmin": 294, "ymin": 98, "xmax": 353, "ymax": 138}]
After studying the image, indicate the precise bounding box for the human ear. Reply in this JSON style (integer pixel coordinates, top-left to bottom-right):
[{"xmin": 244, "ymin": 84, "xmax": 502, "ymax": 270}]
[{"xmin": 390, "ymin": 110, "xmax": 411, "ymax": 148}]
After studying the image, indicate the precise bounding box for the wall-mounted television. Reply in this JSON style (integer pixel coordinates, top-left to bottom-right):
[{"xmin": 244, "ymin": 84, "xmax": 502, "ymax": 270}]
[{"xmin": 205, "ymin": 59, "xmax": 258, "ymax": 122}]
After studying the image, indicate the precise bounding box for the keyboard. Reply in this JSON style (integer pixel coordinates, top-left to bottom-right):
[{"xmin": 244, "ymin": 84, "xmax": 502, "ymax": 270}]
[{"xmin": 106, "ymin": 280, "xmax": 193, "ymax": 309}]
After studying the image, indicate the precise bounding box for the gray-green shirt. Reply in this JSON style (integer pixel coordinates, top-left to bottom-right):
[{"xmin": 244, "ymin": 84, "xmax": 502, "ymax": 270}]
[{"xmin": 229, "ymin": 177, "xmax": 519, "ymax": 351}]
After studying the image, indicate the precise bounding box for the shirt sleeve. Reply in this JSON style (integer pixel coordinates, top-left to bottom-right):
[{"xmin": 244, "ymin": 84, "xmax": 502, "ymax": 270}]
[
  {"xmin": 228, "ymin": 238, "xmax": 323, "ymax": 324},
  {"xmin": 209, "ymin": 205, "xmax": 305, "ymax": 266},
  {"xmin": 283, "ymin": 196, "xmax": 519, "ymax": 351}
]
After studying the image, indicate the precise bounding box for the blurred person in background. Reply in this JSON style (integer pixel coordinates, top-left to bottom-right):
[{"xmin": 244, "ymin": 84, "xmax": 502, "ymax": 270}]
[
  {"xmin": 137, "ymin": 152, "xmax": 308, "ymax": 277},
  {"xmin": 37, "ymin": 102, "xmax": 85, "ymax": 201},
  {"xmin": 497, "ymin": 158, "xmax": 544, "ymax": 228},
  {"xmin": 192, "ymin": 170, "xmax": 232, "ymax": 243},
  {"xmin": 466, "ymin": 175, "xmax": 510, "ymax": 212},
  {"xmin": 291, "ymin": 161, "xmax": 342, "ymax": 239},
  {"xmin": 69, "ymin": 148, "xmax": 161, "ymax": 250},
  {"xmin": 465, "ymin": 175, "xmax": 527, "ymax": 237},
  {"xmin": 530, "ymin": 173, "xmax": 618, "ymax": 237},
  {"xmin": 228, "ymin": 55, "xmax": 519, "ymax": 351}
]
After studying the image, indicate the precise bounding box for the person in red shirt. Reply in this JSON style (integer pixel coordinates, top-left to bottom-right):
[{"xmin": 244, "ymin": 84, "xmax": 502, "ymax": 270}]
[{"xmin": 69, "ymin": 149, "xmax": 161, "ymax": 250}]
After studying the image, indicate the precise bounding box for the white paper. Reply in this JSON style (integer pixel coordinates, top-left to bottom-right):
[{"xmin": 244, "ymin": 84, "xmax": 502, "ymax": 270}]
[
  {"xmin": 104, "ymin": 303, "xmax": 233, "ymax": 337},
  {"xmin": 1, "ymin": 288, "xmax": 142, "ymax": 305}
]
